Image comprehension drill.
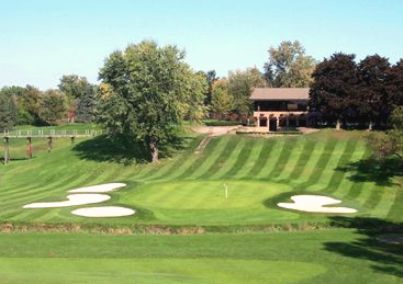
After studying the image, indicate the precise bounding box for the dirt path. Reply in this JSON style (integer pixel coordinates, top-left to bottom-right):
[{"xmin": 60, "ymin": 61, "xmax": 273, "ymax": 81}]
[{"xmin": 193, "ymin": 126, "xmax": 240, "ymax": 154}]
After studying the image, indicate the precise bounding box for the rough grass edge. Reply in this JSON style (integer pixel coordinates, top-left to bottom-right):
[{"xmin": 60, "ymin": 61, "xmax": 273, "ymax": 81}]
[{"xmin": 1, "ymin": 220, "xmax": 401, "ymax": 235}]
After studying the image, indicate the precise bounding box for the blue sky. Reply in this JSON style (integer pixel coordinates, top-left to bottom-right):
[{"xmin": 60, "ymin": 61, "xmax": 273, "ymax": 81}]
[{"xmin": 1, "ymin": 0, "xmax": 402, "ymax": 89}]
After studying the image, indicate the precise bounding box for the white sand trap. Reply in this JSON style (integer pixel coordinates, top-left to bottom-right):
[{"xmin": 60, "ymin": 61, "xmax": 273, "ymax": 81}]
[
  {"xmin": 69, "ymin": 183, "xmax": 127, "ymax": 193},
  {"xmin": 277, "ymin": 195, "xmax": 357, "ymax": 214},
  {"xmin": 23, "ymin": 194, "xmax": 110, "ymax": 209},
  {"xmin": 71, "ymin": 206, "xmax": 135, "ymax": 217}
]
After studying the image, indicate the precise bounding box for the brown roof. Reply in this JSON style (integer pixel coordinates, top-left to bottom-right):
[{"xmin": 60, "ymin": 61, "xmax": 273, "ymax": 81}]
[{"xmin": 250, "ymin": 88, "xmax": 309, "ymax": 101}]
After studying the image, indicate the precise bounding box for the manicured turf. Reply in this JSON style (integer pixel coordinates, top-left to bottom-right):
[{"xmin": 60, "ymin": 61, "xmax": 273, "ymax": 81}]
[
  {"xmin": 0, "ymin": 129, "xmax": 401, "ymax": 226},
  {"xmin": 0, "ymin": 127, "xmax": 402, "ymax": 283},
  {"xmin": 0, "ymin": 229, "xmax": 401, "ymax": 284}
]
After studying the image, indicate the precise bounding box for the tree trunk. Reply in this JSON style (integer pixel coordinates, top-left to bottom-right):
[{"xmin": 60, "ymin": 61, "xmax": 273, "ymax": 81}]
[
  {"xmin": 149, "ymin": 137, "xmax": 159, "ymax": 163},
  {"xmin": 336, "ymin": 119, "xmax": 341, "ymax": 131}
]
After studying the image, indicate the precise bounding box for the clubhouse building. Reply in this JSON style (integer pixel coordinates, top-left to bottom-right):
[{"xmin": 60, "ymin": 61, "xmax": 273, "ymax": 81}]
[{"xmin": 251, "ymin": 88, "xmax": 309, "ymax": 131}]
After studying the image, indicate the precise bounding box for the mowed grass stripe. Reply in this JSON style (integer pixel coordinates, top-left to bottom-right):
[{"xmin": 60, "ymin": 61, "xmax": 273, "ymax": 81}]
[
  {"xmin": 0, "ymin": 170, "xmax": 104, "ymax": 217},
  {"xmin": 219, "ymin": 138, "xmax": 256, "ymax": 179},
  {"xmin": 196, "ymin": 137, "xmax": 242, "ymax": 180},
  {"xmin": 342, "ymin": 148, "xmax": 372, "ymax": 200},
  {"xmin": 0, "ymin": 168, "xmax": 94, "ymax": 204},
  {"xmin": 244, "ymin": 140, "xmax": 277, "ymax": 180},
  {"xmin": 295, "ymin": 139, "xmax": 337, "ymax": 190},
  {"xmin": 321, "ymin": 139, "xmax": 359, "ymax": 194},
  {"xmin": 264, "ymin": 139, "xmax": 297, "ymax": 181},
  {"xmin": 174, "ymin": 137, "xmax": 224, "ymax": 180},
  {"xmin": 335, "ymin": 144, "xmax": 369, "ymax": 198},
  {"xmin": 233, "ymin": 139, "xmax": 265, "ymax": 179},
  {"xmin": 386, "ymin": 188, "xmax": 403, "ymax": 221},
  {"xmin": 272, "ymin": 138, "xmax": 307, "ymax": 182},
  {"xmin": 142, "ymin": 136, "xmax": 204, "ymax": 181},
  {"xmin": 205, "ymin": 137, "xmax": 247, "ymax": 180},
  {"xmin": 255, "ymin": 139, "xmax": 286, "ymax": 179},
  {"xmin": 0, "ymin": 160, "xmax": 109, "ymax": 209},
  {"xmin": 278, "ymin": 139, "xmax": 317, "ymax": 184},
  {"xmin": 309, "ymin": 140, "xmax": 349, "ymax": 191},
  {"xmin": 0, "ymin": 161, "xmax": 77, "ymax": 197},
  {"xmin": 371, "ymin": 185, "xmax": 397, "ymax": 218},
  {"xmin": 288, "ymin": 140, "xmax": 327, "ymax": 186}
]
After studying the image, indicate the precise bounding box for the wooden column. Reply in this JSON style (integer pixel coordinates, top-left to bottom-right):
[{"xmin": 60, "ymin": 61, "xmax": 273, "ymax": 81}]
[
  {"xmin": 267, "ymin": 115, "xmax": 271, "ymax": 132},
  {"xmin": 257, "ymin": 115, "xmax": 260, "ymax": 127},
  {"xmin": 276, "ymin": 116, "xmax": 280, "ymax": 129},
  {"xmin": 47, "ymin": 136, "xmax": 53, "ymax": 153},
  {"xmin": 296, "ymin": 117, "xmax": 300, "ymax": 127},
  {"xmin": 4, "ymin": 137, "xmax": 10, "ymax": 164},
  {"xmin": 27, "ymin": 137, "xmax": 33, "ymax": 159}
]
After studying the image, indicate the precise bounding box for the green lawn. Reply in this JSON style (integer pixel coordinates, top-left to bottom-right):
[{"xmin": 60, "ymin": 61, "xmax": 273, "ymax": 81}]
[
  {"xmin": 0, "ymin": 229, "xmax": 401, "ymax": 284},
  {"xmin": 0, "ymin": 129, "xmax": 401, "ymax": 226},
  {"xmin": 0, "ymin": 127, "xmax": 402, "ymax": 283}
]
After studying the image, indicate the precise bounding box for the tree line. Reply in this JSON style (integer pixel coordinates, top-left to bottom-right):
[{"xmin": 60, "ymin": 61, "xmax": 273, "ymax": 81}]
[
  {"xmin": 0, "ymin": 39, "xmax": 401, "ymax": 162},
  {"xmin": 0, "ymin": 75, "xmax": 97, "ymax": 130},
  {"xmin": 0, "ymin": 40, "xmax": 316, "ymax": 132},
  {"xmin": 310, "ymin": 53, "xmax": 403, "ymax": 130}
]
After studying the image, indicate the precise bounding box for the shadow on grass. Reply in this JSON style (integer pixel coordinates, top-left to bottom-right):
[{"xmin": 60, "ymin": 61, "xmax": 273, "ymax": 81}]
[
  {"xmin": 325, "ymin": 216, "xmax": 403, "ymax": 278},
  {"xmin": 72, "ymin": 135, "xmax": 191, "ymax": 165},
  {"xmin": 336, "ymin": 157, "xmax": 402, "ymax": 186},
  {"xmin": 1, "ymin": 157, "xmax": 31, "ymax": 164}
]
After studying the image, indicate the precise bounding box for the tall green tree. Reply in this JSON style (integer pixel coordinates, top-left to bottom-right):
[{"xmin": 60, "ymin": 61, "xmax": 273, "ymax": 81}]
[
  {"xmin": 19, "ymin": 85, "xmax": 43, "ymax": 125},
  {"xmin": 309, "ymin": 53, "xmax": 359, "ymax": 130},
  {"xmin": 204, "ymin": 70, "xmax": 218, "ymax": 106},
  {"xmin": 387, "ymin": 59, "xmax": 403, "ymax": 107},
  {"xmin": 184, "ymin": 71, "xmax": 208, "ymax": 122},
  {"xmin": 98, "ymin": 40, "xmax": 202, "ymax": 162},
  {"xmin": 357, "ymin": 55, "xmax": 391, "ymax": 129},
  {"xmin": 76, "ymin": 84, "xmax": 97, "ymax": 123},
  {"xmin": 0, "ymin": 86, "xmax": 26, "ymax": 125},
  {"xmin": 228, "ymin": 67, "xmax": 265, "ymax": 115},
  {"xmin": 0, "ymin": 88, "xmax": 17, "ymax": 130},
  {"xmin": 211, "ymin": 79, "xmax": 232, "ymax": 118},
  {"xmin": 58, "ymin": 75, "xmax": 97, "ymax": 123},
  {"xmin": 264, "ymin": 40, "xmax": 316, "ymax": 87},
  {"xmin": 39, "ymin": 90, "xmax": 67, "ymax": 125},
  {"xmin": 58, "ymin": 75, "xmax": 91, "ymax": 99}
]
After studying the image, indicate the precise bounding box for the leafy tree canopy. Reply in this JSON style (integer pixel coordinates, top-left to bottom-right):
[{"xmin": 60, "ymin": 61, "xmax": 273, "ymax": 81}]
[
  {"xmin": 228, "ymin": 67, "xmax": 266, "ymax": 115},
  {"xmin": 211, "ymin": 79, "xmax": 232, "ymax": 116},
  {"xmin": 39, "ymin": 90, "xmax": 67, "ymax": 125},
  {"xmin": 0, "ymin": 87, "xmax": 17, "ymax": 130},
  {"xmin": 97, "ymin": 40, "xmax": 204, "ymax": 162},
  {"xmin": 309, "ymin": 53, "xmax": 359, "ymax": 124},
  {"xmin": 264, "ymin": 40, "xmax": 316, "ymax": 87}
]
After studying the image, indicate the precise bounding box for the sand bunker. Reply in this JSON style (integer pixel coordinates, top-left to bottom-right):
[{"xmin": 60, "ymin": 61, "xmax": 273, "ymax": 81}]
[
  {"xmin": 23, "ymin": 183, "xmax": 135, "ymax": 218},
  {"xmin": 23, "ymin": 194, "xmax": 110, "ymax": 208},
  {"xmin": 69, "ymin": 183, "xmax": 127, "ymax": 193},
  {"xmin": 71, "ymin": 206, "xmax": 135, "ymax": 217},
  {"xmin": 277, "ymin": 195, "xmax": 357, "ymax": 214}
]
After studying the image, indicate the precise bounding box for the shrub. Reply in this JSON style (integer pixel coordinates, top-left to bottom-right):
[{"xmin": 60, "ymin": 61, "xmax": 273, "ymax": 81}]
[{"xmin": 204, "ymin": 119, "xmax": 241, "ymax": 126}]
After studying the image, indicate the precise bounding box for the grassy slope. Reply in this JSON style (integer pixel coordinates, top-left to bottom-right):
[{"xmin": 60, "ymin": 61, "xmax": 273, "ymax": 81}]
[
  {"xmin": 0, "ymin": 127, "xmax": 402, "ymax": 283},
  {"xmin": 0, "ymin": 129, "xmax": 401, "ymax": 226}
]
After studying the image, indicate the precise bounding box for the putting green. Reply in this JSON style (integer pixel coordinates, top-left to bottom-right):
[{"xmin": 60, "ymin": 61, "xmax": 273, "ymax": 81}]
[
  {"xmin": 0, "ymin": 258, "xmax": 326, "ymax": 284},
  {"xmin": 124, "ymin": 181, "xmax": 291, "ymax": 209},
  {"xmin": 120, "ymin": 180, "xmax": 299, "ymax": 225}
]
